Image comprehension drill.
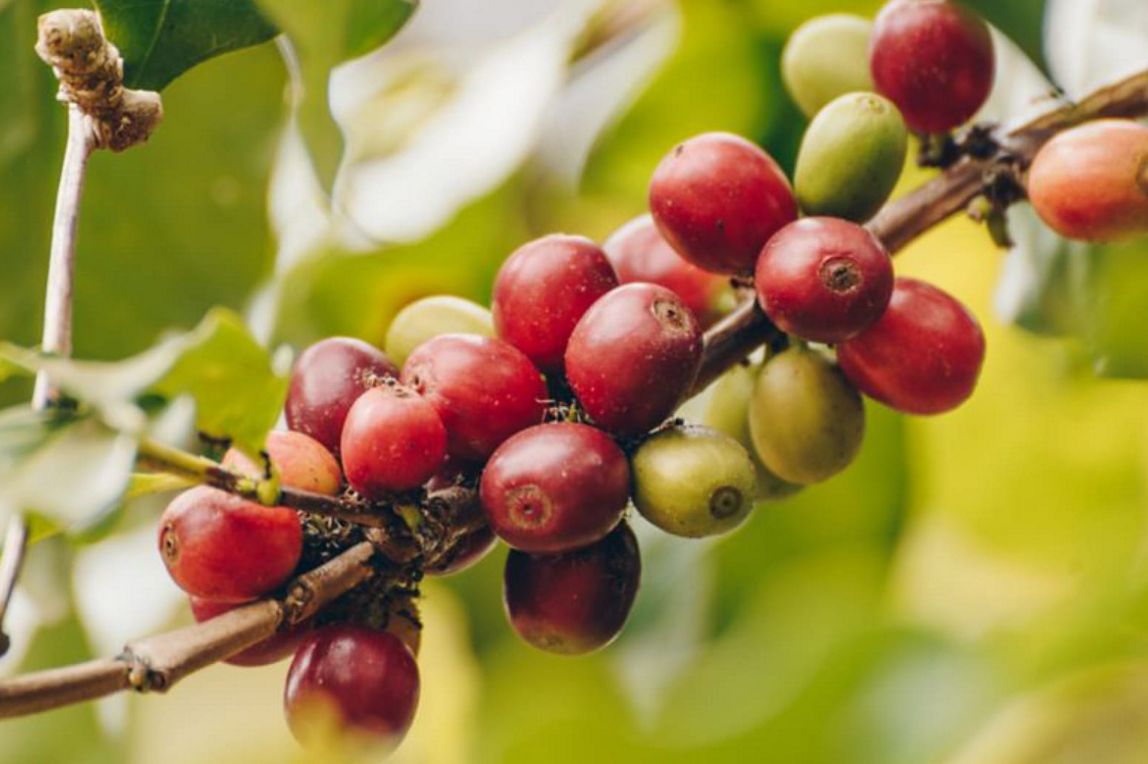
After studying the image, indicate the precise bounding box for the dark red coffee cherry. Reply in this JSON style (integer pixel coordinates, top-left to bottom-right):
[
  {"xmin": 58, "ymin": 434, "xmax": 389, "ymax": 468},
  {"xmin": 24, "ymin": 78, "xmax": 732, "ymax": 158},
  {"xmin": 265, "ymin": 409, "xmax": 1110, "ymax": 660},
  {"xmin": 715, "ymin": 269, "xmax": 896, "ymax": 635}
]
[
  {"xmin": 189, "ymin": 597, "xmax": 312, "ymax": 667},
  {"xmin": 565, "ymin": 283, "xmax": 703, "ymax": 436},
  {"xmin": 284, "ymin": 625, "xmax": 419, "ymax": 749},
  {"xmin": 603, "ymin": 214, "xmax": 729, "ymax": 323},
  {"xmin": 755, "ymin": 217, "xmax": 894, "ymax": 343},
  {"xmin": 158, "ymin": 486, "xmax": 302, "ymax": 602},
  {"xmin": 503, "ymin": 522, "xmax": 640, "ymax": 655},
  {"xmin": 1027, "ymin": 119, "xmax": 1148, "ymax": 242},
  {"xmin": 493, "ymin": 234, "xmax": 618, "ymax": 372},
  {"xmin": 285, "ymin": 337, "xmax": 398, "ymax": 456},
  {"xmin": 837, "ymin": 277, "xmax": 985, "ymax": 415},
  {"xmin": 222, "ymin": 430, "xmax": 342, "ymax": 497},
  {"xmin": 481, "ymin": 423, "xmax": 629, "ymax": 553},
  {"xmin": 869, "ymin": 0, "xmax": 995, "ymax": 134},
  {"xmin": 401, "ymin": 334, "xmax": 548, "ymax": 462},
  {"xmin": 649, "ymin": 132, "xmax": 798, "ymax": 275},
  {"xmin": 340, "ymin": 383, "xmax": 447, "ymax": 497}
]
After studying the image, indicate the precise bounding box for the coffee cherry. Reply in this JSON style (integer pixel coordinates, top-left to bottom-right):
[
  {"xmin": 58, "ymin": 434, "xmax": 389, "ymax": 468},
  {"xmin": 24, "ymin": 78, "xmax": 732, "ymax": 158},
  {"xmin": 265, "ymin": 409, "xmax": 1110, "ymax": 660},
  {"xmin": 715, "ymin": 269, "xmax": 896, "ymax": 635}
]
[
  {"xmin": 189, "ymin": 597, "xmax": 312, "ymax": 667},
  {"xmin": 1027, "ymin": 120, "xmax": 1148, "ymax": 242},
  {"xmin": 285, "ymin": 337, "xmax": 398, "ymax": 456},
  {"xmin": 755, "ymin": 217, "xmax": 894, "ymax": 344},
  {"xmin": 602, "ymin": 215, "xmax": 729, "ymax": 323},
  {"xmin": 782, "ymin": 14, "xmax": 875, "ymax": 118},
  {"xmin": 631, "ymin": 424, "xmax": 757, "ymax": 538},
  {"xmin": 385, "ymin": 295, "xmax": 494, "ymax": 368},
  {"xmin": 492, "ymin": 235, "xmax": 618, "ymax": 372},
  {"xmin": 340, "ymin": 383, "xmax": 447, "ymax": 497},
  {"xmin": 222, "ymin": 430, "xmax": 342, "ymax": 496},
  {"xmin": 159, "ymin": 486, "xmax": 302, "ymax": 602},
  {"xmin": 481, "ymin": 423, "xmax": 629, "ymax": 553},
  {"xmin": 748, "ymin": 345, "xmax": 865, "ymax": 485},
  {"xmin": 284, "ymin": 625, "xmax": 419, "ymax": 749},
  {"xmin": 401, "ymin": 334, "xmax": 547, "ymax": 462},
  {"xmin": 649, "ymin": 132, "xmax": 798, "ymax": 275},
  {"xmin": 870, "ymin": 0, "xmax": 995, "ymax": 134},
  {"xmin": 794, "ymin": 93, "xmax": 907, "ymax": 222},
  {"xmin": 503, "ymin": 522, "xmax": 640, "ymax": 655},
  {"xmin": 565, "ymin": 284, "xmax": 702, "ymax": 435},
  {"xmin": 837, "ymin": 278, "xmax": 984, "ymax": 415},
  {"xmin": 678, "ymin": 363, "xmax": 802, "ymax": 501}
]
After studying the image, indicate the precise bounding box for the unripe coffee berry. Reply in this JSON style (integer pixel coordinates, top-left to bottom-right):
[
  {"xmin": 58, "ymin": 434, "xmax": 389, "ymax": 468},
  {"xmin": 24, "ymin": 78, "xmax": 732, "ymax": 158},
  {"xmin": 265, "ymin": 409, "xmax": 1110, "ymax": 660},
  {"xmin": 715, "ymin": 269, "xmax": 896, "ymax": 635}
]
[
  {"xmin": 782, "ymin": 14, "xmax": 875, "ymax": 118},
  {"xmin": 794, "ymin": 93, "xmax": 907, "ymax": 222}
]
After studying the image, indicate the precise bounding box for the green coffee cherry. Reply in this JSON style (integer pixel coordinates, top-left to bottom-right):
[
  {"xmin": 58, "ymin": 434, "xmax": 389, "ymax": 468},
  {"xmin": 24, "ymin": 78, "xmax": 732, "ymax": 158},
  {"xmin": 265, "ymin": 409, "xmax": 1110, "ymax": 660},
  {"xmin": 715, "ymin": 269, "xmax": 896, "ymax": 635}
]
[
  {"xmin": 795, "ymin": 93, "xmax": 908, "ymax": 222},
  {"xmin": 782, "ymin": 14, "xmax": 874, "ymax": 119},
  {"xmin": 748, "ymin": 345, "xmax": 864, "ymax": 485},
  {"xmin": 631, "ymin": 424, "xmax": 757, "ymax": 538},
  {"xmin": 384, "ymin": 296, "xmax": 494, "ymax": 367}
]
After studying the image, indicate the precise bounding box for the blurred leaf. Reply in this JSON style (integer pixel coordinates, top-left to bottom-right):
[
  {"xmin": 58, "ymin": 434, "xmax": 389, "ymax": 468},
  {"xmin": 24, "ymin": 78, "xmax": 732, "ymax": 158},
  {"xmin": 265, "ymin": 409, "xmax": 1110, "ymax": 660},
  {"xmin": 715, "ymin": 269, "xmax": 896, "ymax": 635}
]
[
  {"xmin": 0, "ymin": 308, "xmax": 287, "ymax": 451},
  {"xmin": 0, "ymin": 408, "xmax": 136, "ymax": 536},
  {"xmin": 994, "ymin": 205, "xmax": 1086, "ymax": 336},
  {"xmin": 94, "ymin": 0, "xmax": 278, "ymax": 90},
  {"xmin": 1074, "ymin": 235, "xmax": 1148, "ymax": 378},
  {"xmin": 255, "ymin": 0, "xmax": 418, "ymax": 188},
  {"xmin": 125, "ymin": 470, "xmax": 194, "ymax": 499},
  {"xmin": 960, "ymin": 0, "xmax": 1049, "ymax": 76}
]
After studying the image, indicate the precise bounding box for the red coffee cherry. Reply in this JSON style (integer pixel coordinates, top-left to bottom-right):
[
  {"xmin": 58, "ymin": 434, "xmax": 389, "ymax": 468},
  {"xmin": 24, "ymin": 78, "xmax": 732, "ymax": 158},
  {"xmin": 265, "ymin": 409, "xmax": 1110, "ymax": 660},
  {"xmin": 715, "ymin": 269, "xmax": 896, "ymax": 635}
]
[
  {"xmin": 649, "ymin": 132, "xmax": 798, "ymax": 275},
  {"xmin": 603, "ymin": 215, "xmax": 728, "ymax": 323},
  {"xmin": 755, "ymin": 217, "xmax": 894, "ymax": 343},
  {"xmin": 284, "ymin": 625, "xmax": 419, "ymax": 749},
  {"xmin": 189, "ymin": 597, "xmax": 312, "ymax": 667},
  {"xmin": 493, "ymin": 234, "xmax": 618, "ymax": 372},
  {"xmin": 1027, "ymin": 119, "xmax": 1148, "ymax": 242},
  {"xmin": 222, "ymin": 430, "xmax": 342, "ymax": 496},
  {"xmin": 481, "ymin": 423, "xmax": 629, "ymax": 553},
  {"xmin": 158, "ymin": 486, "xmax": 302, "ymax": 602},
  {"xmin": 565, "ymin": 283, "xmax": 703, "ymax": 436},
  {"xmin": 401, "ymin": 334, "xmax": 548, "ymax": 462},
  {"xmin": 837, "ymin": 277, "xmax": 985, "ymax": 415},
  {"xmin": 340, "ymin": 383, "xmax": 447, "ymax": 497},
  {"xmin": 869, "ymin": 0, "xmax": 995, "ymax": 134},
  {"xmin": 503, "ymin": 522, "xmax": 640, "ymax": 655},
  {"xmin": 285, "ymin": 337, "xmax": 398, "ymax": 456}
]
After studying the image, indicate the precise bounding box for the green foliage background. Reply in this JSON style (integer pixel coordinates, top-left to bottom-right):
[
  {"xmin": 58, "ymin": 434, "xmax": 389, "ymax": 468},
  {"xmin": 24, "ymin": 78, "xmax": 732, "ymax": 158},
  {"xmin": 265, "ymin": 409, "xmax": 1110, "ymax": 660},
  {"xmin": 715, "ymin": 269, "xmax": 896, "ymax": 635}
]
[{"xmin": 4, "ymin": 0, "xmax": 1148, "ymax": 762}]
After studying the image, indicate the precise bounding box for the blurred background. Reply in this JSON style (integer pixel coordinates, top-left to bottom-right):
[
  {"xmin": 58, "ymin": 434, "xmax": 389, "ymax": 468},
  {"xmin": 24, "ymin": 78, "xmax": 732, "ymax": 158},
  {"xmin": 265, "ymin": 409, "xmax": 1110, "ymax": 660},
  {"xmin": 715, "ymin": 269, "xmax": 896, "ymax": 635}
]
[{"xmin": 3, "ymin": 0, "xmax": 1148, "ymax": 762}]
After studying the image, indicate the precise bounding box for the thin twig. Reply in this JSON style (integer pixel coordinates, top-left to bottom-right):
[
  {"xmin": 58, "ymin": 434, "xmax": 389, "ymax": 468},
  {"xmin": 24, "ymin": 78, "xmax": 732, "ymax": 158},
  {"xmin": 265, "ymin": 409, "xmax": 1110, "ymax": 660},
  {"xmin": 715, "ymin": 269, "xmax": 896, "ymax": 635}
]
[
  {"xmin": 693, "ymin": 68, "xmax": 1148, "ymax": 391},
  {"xmin": 0, "ymin": 519, "xmax": 30, "ymax": 657},
  {"xmin": 0, "ymin": 541, "xmax": 377, "ymax": 718}
]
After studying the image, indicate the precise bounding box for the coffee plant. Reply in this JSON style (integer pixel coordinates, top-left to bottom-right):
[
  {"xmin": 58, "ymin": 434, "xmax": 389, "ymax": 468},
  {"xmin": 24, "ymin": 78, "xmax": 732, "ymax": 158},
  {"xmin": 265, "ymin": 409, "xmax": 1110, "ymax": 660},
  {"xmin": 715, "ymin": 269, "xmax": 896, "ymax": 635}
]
[{"xmin": 1, "ymin": 0, "xmax": 1147, "ymax": 761}]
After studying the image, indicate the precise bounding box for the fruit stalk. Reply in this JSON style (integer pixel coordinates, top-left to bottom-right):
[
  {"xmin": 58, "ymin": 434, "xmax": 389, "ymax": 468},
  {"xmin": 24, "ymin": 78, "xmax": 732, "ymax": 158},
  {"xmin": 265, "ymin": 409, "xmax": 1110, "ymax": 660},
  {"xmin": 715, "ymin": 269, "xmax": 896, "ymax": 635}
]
[
  {"xmin": 694, "ymin": 66, "xmax": 1148, "ymax": 393},
  {"xmin": 0, "ymin": 541, "xmax": 377, "ymax": 718}
]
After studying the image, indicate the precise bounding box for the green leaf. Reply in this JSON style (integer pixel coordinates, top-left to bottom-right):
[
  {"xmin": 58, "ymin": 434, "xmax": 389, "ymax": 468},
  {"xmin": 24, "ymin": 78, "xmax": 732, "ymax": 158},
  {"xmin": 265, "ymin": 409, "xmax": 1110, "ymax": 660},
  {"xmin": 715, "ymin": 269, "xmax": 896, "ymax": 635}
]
[
  {"xmin": 0, "ymin": 408, "xmax": 137, "ymax": 536},
  {"xmin": 0, "ymin": 308, "xmax": 288, "ymax": 452},
  {"xmin": 960, "ymin": 0, "xmax": 1050, "ymax": 76},
  {"xmin": 255, "ymin": 0, "xmax": 418, "ymax": 188},
  {"xmin": 94, "ymin": 0, "xmax": 278, "ymax": 91},
  {"xmin": 1074, "ymin": 235, "xmax": 1148, "ymax": 379}
]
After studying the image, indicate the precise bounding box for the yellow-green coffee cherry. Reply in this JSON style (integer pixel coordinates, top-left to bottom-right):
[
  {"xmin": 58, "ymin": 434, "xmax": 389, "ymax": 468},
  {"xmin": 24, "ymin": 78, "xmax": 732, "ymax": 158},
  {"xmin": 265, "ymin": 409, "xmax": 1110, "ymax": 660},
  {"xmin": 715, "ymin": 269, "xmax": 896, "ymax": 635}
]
[
  {"xmin": 748, "ymin": 345, "xmax": 864, "ymax": 485},
  {"xmin": 795, "ymin": 93, "xmax": 908, "ymax": 222},
  {"xmin": 384, "ymin": 296, "xmax": 494, "ymax": 367},
  {"xmin": 631, "ymin": 424, "xmax": 757, "ymax": 538},
  {"xmin": 680, "ymin": 362, "xmax": 801, "ymax": 500},
  {"xmin": 781, "ymin": 14, "xmax": 874, "ymax": 119}
]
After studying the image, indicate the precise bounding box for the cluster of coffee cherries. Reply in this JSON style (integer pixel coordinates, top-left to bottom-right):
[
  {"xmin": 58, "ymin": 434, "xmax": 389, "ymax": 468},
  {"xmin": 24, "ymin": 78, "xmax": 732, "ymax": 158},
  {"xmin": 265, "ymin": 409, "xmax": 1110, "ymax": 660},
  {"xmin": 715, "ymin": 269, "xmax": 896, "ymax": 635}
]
[{"xmin": 151, "ymin": 0, "xmax": 1148, "ymax": 754}]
